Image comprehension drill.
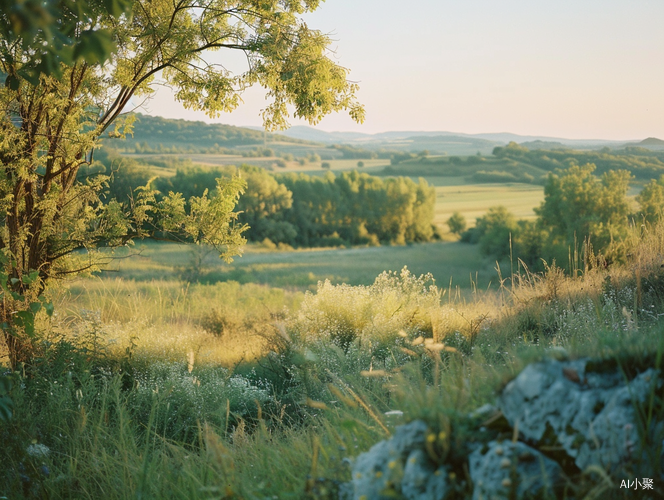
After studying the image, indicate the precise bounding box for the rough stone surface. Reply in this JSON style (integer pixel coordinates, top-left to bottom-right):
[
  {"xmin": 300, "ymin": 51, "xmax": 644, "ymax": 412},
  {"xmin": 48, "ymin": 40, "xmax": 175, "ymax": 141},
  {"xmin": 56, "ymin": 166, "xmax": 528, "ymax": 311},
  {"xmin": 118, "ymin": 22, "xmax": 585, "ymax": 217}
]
[
  {"xmin": 341, "ymin": 358, "xmax": 663, "ymax": 499},
  {"xmin": 469, "ymin": 440, "xmax": 562, "ymax": 500},
  {"xmin": 500, "ymin": 358, "xmax": 660, "ymax": 471},
  {"xmin": 345, "ymin": 420, "xmax": 449, "ymax": 500},
  {"xmin": 401, "ymin": 449, "xmax": 449, "ymax": 500}
]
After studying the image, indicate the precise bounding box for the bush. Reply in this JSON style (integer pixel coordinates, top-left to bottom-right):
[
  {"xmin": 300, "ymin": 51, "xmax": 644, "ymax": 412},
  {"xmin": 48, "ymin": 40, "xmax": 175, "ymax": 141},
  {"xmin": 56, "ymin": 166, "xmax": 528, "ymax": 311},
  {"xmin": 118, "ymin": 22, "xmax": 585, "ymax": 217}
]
[
  {"xmin": 291, "ymin": 267, "xmax": 440, "ymax": 349},
  {"xmin": 475, "ymin": 206, "xmax": 519, "ymax": 260},
  {"xmin": 447, "ymin": 212, "xmax": 467, "ymax": 235}
]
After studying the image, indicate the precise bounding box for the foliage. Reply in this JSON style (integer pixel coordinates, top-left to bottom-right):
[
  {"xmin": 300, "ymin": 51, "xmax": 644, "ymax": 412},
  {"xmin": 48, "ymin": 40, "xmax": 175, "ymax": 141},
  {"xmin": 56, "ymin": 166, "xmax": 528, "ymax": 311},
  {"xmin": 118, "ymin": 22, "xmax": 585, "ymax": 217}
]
[
  {"xmin": 494, "ymin": 142, "xmax": 664, "ymax": 180},
  {"xmin": 636, "ymin": 176, "xmax": 664, "ymax": 224},
  {"xmin": 462, "ymin": 164, "xmax": 636, "ymax": 269},
  {"xmin": 329, "ymin": 144, "xmax": 378, "ymax": 160},
  {"xmin": 462, "ymin": 206, "xmax": 518, "ymax": 260},
  {"xmin": 536, "ymin": 164, "xmax": 632, "ymax": 257},
  {"xmin": 142, "ymin": 166, "xmax": 438, "ymax": 248},
  {"xmin": 0, "ymin": 0, "xmax": 132, "ymax": 83},
  {"xmin": 0, "ymin": 372, "xmax": 13, "ymax": 422},
  {"xmin": 446, "ymin": 211, "xmax": 467, "ymax": 236},
  {"xmin": 277, "ymin": 170, "xmax": 437, "ymax": 246}
]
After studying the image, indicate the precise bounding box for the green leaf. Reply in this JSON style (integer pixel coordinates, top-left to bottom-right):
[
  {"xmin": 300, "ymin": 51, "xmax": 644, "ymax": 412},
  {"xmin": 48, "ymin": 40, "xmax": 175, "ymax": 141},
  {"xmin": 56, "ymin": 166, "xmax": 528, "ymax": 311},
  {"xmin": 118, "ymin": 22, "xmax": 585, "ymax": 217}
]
[
  {"xmin": 0, "ymin": 395, "xmax": 12, "ymax": 423},
  {"xmin": 102, "ymin": 0, "xmax": 133, "ymax": 18},
  {"xmin": 43, "ymin": 301, "xmax": 55, "ymax": 317},
  {"xmin": 22, "ymin": 270, "xmax": 39, "ymax": 285},
  {"xmin": 5, "ymin": 74, "xmax": 19, "ymax": 91},
  {"xmin": 74, "ymin": 29, "xmax": 116, "ymax": 65},
  {"xmin": 15, "ymin": 311, "xmax": 35, "ymax": 337}
]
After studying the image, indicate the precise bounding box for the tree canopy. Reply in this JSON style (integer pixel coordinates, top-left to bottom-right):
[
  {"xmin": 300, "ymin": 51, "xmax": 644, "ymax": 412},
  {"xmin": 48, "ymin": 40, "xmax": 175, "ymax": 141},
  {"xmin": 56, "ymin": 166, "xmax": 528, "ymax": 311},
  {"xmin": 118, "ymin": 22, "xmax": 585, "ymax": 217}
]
[{"xmin": 535, "ymin": 164, "xmax": 632, "ymax": 252}]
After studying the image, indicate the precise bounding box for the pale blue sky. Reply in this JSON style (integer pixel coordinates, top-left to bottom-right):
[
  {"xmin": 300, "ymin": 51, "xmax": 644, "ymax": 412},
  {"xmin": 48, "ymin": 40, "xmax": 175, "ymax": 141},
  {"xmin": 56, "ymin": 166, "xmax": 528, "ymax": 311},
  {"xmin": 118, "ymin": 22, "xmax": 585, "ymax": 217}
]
[{"xmin": 144, "ymin": 0, "xmax": 664, "ymax": 140}]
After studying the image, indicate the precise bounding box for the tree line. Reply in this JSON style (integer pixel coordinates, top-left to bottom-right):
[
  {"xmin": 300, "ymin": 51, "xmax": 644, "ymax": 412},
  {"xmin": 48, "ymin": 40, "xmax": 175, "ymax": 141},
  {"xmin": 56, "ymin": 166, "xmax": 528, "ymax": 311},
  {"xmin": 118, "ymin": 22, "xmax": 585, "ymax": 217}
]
[
  {"xmin": 493, "ymin": 142, "xmax": 664, "ymax": 180},
  {"xmin": 101, "ymin": 156, "xmax": 438, "ymax": 248}
]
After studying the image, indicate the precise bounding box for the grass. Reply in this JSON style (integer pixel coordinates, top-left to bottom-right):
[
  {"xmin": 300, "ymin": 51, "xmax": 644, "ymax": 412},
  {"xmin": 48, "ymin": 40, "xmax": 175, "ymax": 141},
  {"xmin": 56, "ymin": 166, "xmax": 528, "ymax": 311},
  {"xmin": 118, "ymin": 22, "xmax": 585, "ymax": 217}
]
[
  {"xmin": 48, "ymin": 278, "xmax": 302, "ymax": 367},
  {"xmin": 92, "ymin": 239, "xmax": 499, "ymax": 292},
  {"xmin": 3, "ymin": 235, "xmax": 664, "ymax": 498},
  {"xmin": 2, "ymin": 221, "xmax": 664, "ymax": 498},
  {"xmin": 124, "ymin": 152, "xmax": 390, "ymax": 175},
  {"xmin": 2, "ymin": 159, "xmax": 664, "ymax": 498}
]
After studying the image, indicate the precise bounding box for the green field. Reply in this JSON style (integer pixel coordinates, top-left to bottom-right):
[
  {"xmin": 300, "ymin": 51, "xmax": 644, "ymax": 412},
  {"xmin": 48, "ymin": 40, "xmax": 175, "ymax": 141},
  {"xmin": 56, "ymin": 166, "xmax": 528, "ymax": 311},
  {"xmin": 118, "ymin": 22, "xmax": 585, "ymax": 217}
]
[
  {"xmin": 123, "ymin": 151, "xmax": 390, "ymax": 173},
  {"xmin": 427, "ymin": 177, "xmax": 545, "ymax": 227},
  {"xmin": 98, "ymin": 239, "xmax": 499, "ymax": 292}
]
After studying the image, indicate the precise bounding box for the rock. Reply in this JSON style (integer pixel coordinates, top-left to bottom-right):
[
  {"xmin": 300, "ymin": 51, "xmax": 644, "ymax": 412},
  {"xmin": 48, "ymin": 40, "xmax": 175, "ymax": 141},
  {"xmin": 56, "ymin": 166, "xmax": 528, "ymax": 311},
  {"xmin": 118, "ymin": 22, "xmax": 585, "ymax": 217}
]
[
  {"xmin": 469, "ymin": 440, "xmax": 562, "ymax": 500},
  {"xmin": 346, "ymin": 420, "xmax": 450, "ymax": 500},
  {"xmin": 500, "ymin": 358, "xmax": 661, "ymax": 472},
  {"xmin": 401, "ymin": 449, "xmax": 449, "ymax": 500},
  {"xmin": 341, "ymin": 357, "xmax": 662, "ymax": 499}
]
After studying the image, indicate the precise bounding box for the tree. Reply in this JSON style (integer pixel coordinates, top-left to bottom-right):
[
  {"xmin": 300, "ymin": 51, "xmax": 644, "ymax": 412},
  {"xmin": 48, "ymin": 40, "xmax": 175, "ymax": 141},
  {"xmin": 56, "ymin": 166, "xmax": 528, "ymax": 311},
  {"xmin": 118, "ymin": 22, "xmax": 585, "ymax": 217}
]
[
  {"xmin": 474, "ymin": 206, "xmax": 519, "ymax": 260},
  {"xmin": 0, "ymin": 0, "xmax": 364, "ymax": 369},
  {"xmin": 535, "ymin": 164, "xmax": 632, "ymax": 254},
  {"xmin": 637, "ymin": 177, "xmax": 664, "ymax": 224},
  {"xmin": 446, "ymin": 212, "xmax": 466, "ymax": 236}
]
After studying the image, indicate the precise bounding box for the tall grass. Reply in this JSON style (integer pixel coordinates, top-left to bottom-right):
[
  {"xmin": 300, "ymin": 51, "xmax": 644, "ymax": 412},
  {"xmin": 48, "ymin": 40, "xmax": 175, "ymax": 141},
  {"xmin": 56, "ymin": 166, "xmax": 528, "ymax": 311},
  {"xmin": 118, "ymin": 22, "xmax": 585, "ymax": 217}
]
[{"xmin": 2, "ymin": 221, "xmax": 664, "ymax": 498}]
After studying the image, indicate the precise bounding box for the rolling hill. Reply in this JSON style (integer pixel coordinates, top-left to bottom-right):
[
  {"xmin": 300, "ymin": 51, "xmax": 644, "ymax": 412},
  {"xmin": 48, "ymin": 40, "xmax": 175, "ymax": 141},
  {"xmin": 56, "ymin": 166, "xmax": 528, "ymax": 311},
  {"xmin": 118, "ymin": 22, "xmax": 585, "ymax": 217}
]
[{"xmin": 107, "ymin": 113, "xmax": 315, "ymax": 153}]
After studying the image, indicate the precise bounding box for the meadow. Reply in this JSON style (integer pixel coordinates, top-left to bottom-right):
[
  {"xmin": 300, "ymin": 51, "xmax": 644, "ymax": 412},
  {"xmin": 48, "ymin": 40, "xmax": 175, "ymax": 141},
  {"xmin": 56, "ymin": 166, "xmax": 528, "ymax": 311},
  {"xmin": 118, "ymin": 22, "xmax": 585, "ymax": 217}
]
[
  {"xmin": 3, "ymin": 217, "xmax": 664, "ymax": 498},
  {"xmin": 2, "ymin": 117, "xmax": 663, "ymax": 498},
  {"xmin": 93, "ymin": 240, "xmax": 495, "ymax": 290},
  {"xmin": 3, "ymin": 5, "xmax": 663, "ymax": 497}
]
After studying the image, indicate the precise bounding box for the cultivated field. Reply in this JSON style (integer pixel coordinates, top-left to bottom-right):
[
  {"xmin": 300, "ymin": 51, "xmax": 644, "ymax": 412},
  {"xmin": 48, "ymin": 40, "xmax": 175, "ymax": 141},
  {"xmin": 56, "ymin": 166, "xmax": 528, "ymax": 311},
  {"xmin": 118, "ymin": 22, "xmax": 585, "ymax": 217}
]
[{"xmin": 427, "ymin": 177, "xmax": 545, "ymax": 227}]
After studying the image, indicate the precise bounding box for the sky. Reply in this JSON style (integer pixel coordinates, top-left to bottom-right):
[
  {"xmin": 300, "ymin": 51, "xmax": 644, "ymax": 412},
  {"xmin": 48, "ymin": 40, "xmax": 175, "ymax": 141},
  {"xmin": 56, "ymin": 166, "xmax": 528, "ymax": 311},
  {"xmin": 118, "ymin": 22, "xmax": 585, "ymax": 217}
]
[{"xmin": 142, "ymin": 0, "xmax": 664, "ymax": 140}]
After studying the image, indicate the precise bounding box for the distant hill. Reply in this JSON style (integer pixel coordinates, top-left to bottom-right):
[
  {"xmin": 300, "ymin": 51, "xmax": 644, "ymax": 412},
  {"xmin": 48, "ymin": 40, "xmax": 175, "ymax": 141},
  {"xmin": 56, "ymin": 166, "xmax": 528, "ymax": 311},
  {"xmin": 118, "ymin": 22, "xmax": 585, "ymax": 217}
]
[
  {"xmin": 111, "ymin": 114, "xmax": 654, "ymax": 158},
  {"xmin": 617, "ymin": 137, "xmax": 664, "ymax": 150},
  {"xmin": 107, "ymin": 113, "xmax": 314, "ymax": 153},
  {"xmin": 268, "ymin": 125, "xmax": 373, "ymax": 143},
  {"xmin": 278, "ymin": 126, "xmax": 627, "ymax": 151},
  {"xmin": 639, "ymin": 137, "xmax": 664, "ymax": 146}
]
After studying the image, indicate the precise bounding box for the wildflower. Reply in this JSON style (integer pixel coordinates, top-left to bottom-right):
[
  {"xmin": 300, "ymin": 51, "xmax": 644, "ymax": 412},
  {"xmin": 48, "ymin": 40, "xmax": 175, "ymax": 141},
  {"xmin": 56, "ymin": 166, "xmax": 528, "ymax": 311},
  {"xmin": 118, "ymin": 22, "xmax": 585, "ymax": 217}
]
[{"xmin": 26, "ymin": 444, "xmax": 50, "ymax": 459}]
